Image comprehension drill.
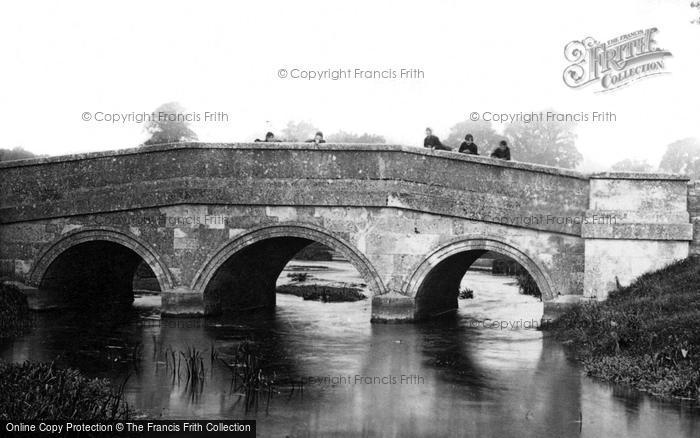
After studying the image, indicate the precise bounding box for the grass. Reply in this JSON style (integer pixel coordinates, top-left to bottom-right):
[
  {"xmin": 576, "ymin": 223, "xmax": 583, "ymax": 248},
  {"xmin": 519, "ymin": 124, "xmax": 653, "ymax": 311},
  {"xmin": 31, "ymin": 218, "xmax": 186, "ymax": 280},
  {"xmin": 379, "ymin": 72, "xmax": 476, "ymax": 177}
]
[
  {"xmin": 0, "ymin": 282, "xmax": 32, "ymax": 339},
  {"xmin": 0, "ymin": 361, "xmax": 132, "ymax": 421},
  {"xmin": 545, "ymin": 257, "xmax": 700, "ymax": 400}
]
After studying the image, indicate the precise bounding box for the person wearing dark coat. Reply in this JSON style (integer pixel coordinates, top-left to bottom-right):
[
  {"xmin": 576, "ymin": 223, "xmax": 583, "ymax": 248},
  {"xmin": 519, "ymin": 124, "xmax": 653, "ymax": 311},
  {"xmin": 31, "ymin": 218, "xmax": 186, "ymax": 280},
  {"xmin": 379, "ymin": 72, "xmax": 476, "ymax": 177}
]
[
  {"xmin": 491, "ymin": 140, "xmax": 511, "ymax": 160},
  {"xmin": 423, "ymin": 128, "xmax": 449, "ymax": 150},
  {"xmin": 458, "ymin": 134, "xmax": 478, "ymax": 155},
  {"xmin": 306, "ymin": 131, "xmax": 326, "ymax": 144}
]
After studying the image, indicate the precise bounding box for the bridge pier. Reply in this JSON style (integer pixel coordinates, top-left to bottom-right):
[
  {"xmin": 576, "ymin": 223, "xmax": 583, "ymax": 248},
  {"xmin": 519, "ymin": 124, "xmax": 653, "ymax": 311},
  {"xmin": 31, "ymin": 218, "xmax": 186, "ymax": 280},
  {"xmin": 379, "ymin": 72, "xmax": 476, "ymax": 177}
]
[
  {"xmin": 6, "ymin": 282, "xmax": 67, "ymax": 311},
  {"xmin": 371, "ymin": 294, "xmax": 589, "ymax": 324},
  {"xmin": 161, "ymin": 287, "xmax": 205, "ymax": 316},
  {"xmin": 371, "ymin": 293, "xmax": 416, "ymax": 323}
]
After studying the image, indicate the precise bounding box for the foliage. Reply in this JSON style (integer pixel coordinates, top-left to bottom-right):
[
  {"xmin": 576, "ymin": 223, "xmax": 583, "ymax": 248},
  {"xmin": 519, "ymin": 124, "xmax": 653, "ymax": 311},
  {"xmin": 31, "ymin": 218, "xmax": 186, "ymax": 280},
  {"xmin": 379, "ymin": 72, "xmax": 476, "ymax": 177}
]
[
  {"xmin": 610, "ymin": 158, "xmax": 654, "ymax": 173},
  {"xmin": 504, "ymin": 110, "xmax": 582, "ymax": 168},
  {"xmin": 444, "ymin": 119, "xmax": 501, "ymax": 152},
  {"xmin": 143, "ymin": 101, "xmax": 198, "ymax": 145},
  {"xmin": 326, "ymin": 130, "xmax": 385, "ymax": 144},
  {"xmin": 659, "ymin": 137, "xmax": 700, "ymax": 179},
  {"xmin": 0, "ymin": 283, "xmax": 32, "ymax": 339},
  {"xmin": 515, "ymin": 271, "xmax": 541, "ymax": 300},
  {"xmin": 280, "ymin": 120, "xmax": 318, "ymax": 142},
  {"xmin": 0, "ymin": 146, "xmax": 43, "ymax": 161},
  {"xmin": 546, "ymin": 257, "xmax": 700, "ymax": 400},
  {"xmin": 0, "ymin": 361, "xmax": 131, "ymax": 421},
  {"xmin": 692, "ymin": 1, "xmax": 700, "ymax": 24}
]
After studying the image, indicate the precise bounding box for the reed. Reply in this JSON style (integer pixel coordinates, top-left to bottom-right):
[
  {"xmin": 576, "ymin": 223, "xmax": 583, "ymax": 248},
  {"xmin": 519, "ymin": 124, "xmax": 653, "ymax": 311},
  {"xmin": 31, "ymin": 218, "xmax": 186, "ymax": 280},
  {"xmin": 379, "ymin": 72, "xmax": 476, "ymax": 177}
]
[
  {"xmin": 220, "ymin": 340, "xmax": 276, "ymax": 413},
  {"xmin": 0, "ymin": 361, "xmax": 132, "ymax": 421}
]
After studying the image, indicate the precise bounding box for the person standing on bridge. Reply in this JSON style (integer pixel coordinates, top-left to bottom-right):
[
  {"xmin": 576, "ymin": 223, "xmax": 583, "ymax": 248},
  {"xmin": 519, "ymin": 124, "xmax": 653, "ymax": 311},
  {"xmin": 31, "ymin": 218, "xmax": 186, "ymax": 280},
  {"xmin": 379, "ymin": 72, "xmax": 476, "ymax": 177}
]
[
  {"xmin": 306, "ymin": 131, "xmax": 326, "ymax": 144},
  {"xmin": 458, "ymin": 134, "xmax": 478, "ymax": 155},
  {"xmin": 490, "ymin": 140, "xmax": 511, "ymax": 160},
  {"xmin": 423, "ymin": 127, "xmax": 449, "ymax": 150}
]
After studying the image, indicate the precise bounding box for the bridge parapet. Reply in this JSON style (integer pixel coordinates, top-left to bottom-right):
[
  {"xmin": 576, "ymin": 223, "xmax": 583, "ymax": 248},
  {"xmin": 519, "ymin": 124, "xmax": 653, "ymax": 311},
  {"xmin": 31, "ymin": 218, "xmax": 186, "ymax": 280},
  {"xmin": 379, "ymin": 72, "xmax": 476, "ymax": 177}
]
[{"xmin": 0, "ymin": 143, "xmax": 591, "ymax": 236}]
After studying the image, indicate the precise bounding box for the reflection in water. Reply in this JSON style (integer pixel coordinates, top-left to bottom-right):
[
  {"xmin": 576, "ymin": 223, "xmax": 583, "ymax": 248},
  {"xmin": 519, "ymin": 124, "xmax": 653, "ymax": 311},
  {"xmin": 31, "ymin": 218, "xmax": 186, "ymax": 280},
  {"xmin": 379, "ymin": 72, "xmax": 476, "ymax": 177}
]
[{"xmin": 1, "ymin": 267, "xmax": 699, "ymax": 437}]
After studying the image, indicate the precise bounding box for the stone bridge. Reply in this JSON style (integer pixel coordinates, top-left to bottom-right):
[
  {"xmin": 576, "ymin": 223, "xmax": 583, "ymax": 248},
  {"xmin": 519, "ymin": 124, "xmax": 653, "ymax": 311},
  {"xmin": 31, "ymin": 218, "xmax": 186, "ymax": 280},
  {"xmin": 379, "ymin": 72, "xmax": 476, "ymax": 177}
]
[{"xmin": 0, "ymin": 143, "xmax": 695, "ymax": 322}]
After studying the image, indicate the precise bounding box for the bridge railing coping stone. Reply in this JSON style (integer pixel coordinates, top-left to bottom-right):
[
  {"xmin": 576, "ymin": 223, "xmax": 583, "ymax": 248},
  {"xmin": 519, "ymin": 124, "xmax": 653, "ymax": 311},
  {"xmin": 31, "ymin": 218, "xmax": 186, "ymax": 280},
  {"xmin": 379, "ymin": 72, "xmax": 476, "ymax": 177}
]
[{"xmin": 0, "ymin": 142, "xmax": 593, "ymax": 180}]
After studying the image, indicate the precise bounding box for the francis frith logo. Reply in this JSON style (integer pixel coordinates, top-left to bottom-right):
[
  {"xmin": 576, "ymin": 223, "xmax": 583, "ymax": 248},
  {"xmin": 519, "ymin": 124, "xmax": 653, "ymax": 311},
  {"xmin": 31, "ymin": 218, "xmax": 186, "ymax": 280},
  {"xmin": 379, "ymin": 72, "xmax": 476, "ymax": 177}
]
[{"xmin": 563, "ymin": 27, "xmax": 672, "ymax": 92}]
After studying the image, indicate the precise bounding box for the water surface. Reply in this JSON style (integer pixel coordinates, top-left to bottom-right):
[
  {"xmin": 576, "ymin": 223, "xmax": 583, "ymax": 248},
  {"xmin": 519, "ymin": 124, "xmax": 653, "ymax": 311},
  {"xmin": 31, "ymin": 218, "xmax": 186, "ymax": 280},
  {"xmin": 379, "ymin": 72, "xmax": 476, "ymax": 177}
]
[{"xmin": 1, "ymin": 266, "xmax": 698, "ymax": 437}]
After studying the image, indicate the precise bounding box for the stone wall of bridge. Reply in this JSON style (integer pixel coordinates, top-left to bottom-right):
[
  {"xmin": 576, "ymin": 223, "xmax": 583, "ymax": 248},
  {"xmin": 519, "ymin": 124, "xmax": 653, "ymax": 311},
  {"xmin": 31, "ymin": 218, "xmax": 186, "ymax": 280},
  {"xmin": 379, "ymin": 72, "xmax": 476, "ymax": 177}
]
[
  {"xmin": 582, "ymin": 173, "xmax": 694, "ymax": 299},
  {"xmin": 690, "ymin": 181, "xmax": 700, "ymax": 256},
  {"xmin": 0, "ymin": 204, "xmax": 584, "ymax": 320},
  {"xmin": 0, "ymin": 143, "xmax": 694, "ymax": 321}
]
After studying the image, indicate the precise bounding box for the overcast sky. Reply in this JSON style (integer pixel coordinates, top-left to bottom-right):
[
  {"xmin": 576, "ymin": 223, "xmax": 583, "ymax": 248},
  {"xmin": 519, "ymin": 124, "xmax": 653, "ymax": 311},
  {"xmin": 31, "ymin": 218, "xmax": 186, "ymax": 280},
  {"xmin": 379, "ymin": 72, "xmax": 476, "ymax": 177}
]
[{"xmin": 1, "ymin": 0, "xmax": 698, "ymax": 170}]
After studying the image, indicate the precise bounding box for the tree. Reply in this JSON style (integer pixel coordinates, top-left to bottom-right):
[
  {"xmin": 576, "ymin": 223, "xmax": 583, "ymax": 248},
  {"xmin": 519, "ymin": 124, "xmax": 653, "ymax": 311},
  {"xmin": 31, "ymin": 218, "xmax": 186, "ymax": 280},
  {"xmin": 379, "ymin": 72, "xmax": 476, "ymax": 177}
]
[
  {"xmin": 280, "ymin": 120, "xmax": 318, "ymax": 142},
  {"xmin": 610, "ymin": 158, "xmax": 653, "ymax": 173},
  {"xmin": 143, "ymin": 102, "xmax": 198, "ymax": 146},
  {"xmin": 659, "ymin": 137, "xmax": 700, "ymax": 179},
  {"xmin": 503, "ymin": 111, "xmax": 582, "ymax": 168},
  {"xmin": 692, "ymin": 1, "xmax": 700, "ymax": 24},
  {"xmin": 444, "ymin": 119, "xmax": 500, "ymax": 152},
  {"xmin": 326, "ymin": 130, "xmax": 385, "ymax": 143},
  {"xmin": 0, "ymin": 147, "xmax": 42, "ymax": 161}
]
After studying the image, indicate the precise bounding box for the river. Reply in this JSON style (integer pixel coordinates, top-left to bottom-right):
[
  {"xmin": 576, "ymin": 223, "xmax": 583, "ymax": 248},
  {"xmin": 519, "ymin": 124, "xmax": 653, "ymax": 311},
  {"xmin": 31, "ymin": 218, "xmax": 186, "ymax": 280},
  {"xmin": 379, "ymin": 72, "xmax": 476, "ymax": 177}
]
[{"xmin": 1, "ymin": 262, "xmax": 698, "ymax": 437}]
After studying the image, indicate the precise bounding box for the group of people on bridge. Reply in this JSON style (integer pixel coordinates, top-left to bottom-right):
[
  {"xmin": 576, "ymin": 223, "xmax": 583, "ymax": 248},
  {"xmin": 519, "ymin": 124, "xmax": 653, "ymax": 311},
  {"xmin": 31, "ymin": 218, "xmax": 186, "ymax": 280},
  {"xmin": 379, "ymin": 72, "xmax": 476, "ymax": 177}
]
[
  {"xmin": 254, "ymin": 128, "xmax": 512, "ymax": 161},
  {"xmin": 254, "ymin": 131, "xmax": 326, "ymax": 144},
  {"xmin": 423, "ymin": 128, "xmax": 511, "ymax": 160}
]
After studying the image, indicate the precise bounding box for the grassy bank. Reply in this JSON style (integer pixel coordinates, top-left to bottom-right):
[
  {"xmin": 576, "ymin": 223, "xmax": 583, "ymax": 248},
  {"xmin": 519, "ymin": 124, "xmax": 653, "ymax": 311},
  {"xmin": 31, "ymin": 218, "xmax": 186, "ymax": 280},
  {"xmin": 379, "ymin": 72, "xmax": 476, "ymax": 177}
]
[
  {"xmin": 277, "ymin": 284, "xmax": 367, "ymax": 302},
  {"xmin": 0, "ymin": 361, "xmax": 132, "ymax": 421},
  {"xmin": 0, "ymin": 282, "xmax": 32, "ymax": 340},
  {"xmin": 546, "ymin": 257, "xmax": 700, "ymax": 400}
]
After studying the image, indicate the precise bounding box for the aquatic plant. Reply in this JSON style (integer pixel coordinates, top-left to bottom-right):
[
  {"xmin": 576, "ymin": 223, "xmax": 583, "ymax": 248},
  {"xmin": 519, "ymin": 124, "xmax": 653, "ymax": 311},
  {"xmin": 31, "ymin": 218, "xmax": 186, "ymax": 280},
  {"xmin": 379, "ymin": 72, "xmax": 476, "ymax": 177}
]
[
  {"xmin": 220, "ymin": 340, "xmax": 276, "ymax": 413},
  {"xmin": 158, "ymin": 345, "xmax": 211, "ymax": 401},
  {"xmin": 288, "ymin": 272, "xmax": 309, "ymax": 282},
  {"xmin": 458, "ymin": 288, "xmax": 474, "ymax": 299}
]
